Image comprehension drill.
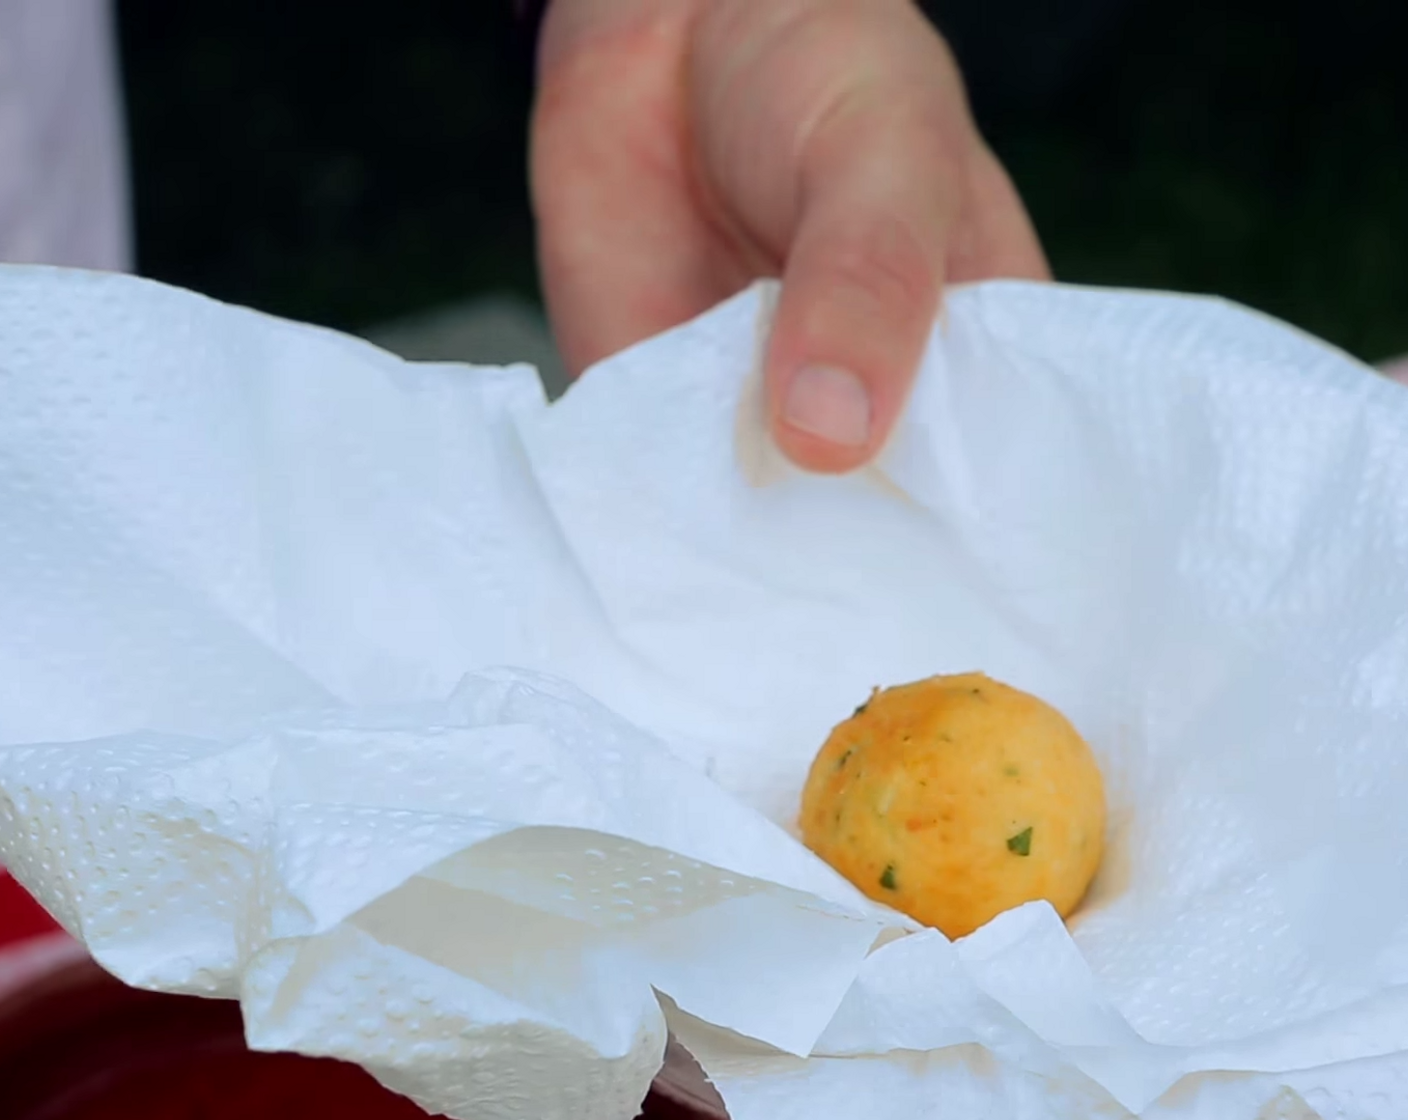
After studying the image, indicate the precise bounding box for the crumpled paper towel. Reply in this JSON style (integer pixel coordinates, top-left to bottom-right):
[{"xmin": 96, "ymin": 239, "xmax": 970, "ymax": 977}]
[{"xmin": 2, "ymin": 264, "xmax": 1408, "ymax": 1120}]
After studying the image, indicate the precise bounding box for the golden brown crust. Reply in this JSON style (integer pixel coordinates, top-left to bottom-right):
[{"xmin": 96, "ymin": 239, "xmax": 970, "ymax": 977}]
[{"xmin": 800, "ymin": 672, "xmax": 1105, "ymax": 938}]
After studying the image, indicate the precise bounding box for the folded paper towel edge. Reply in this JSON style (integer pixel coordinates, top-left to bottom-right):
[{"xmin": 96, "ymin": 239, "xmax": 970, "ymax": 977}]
[
  {"xmin": 945, "ymin": 276, "xmax": 1385, "ymax": 374},
  {"xmin": 0, "ymin": 263, "xmax": 555, "ymax": 395},
  {"xmin": 0, "ymin": 667, "xmax": 896, "ymax": 1064}
]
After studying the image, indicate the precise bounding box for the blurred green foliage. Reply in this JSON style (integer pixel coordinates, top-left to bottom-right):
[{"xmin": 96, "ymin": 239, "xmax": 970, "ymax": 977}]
[
  {"xmin": 117, "ymin": 0, "xmax": 1407, "ymax": 362},
  {"xmin": 119, "ymin": 2, "xmax": 538, "ymax": 328},
  {"xmin": 991, "ymin": 0, "xmax": 1408, "ymax": 362}
]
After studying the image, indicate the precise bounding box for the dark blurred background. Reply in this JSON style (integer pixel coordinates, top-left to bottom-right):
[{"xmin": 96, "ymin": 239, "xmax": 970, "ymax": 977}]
[{"xmin": 115, "ymin": 0, "xmax": 1407, "ymax": 366}]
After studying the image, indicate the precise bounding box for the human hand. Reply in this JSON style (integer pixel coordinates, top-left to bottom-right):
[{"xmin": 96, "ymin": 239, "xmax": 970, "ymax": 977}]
[{"xmin": 531, "ymin": 0, "xmax": 1048, "ymax": 473}]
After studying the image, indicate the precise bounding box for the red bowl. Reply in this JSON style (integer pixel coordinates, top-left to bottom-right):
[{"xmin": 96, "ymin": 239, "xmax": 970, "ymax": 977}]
[
  {"xmin": 0, "ymin": 871, "xmax": 62, "ymax": 947},
  {"xmin": 0, "ymin": 881, "xmax": 727, "ymax": 1120}
]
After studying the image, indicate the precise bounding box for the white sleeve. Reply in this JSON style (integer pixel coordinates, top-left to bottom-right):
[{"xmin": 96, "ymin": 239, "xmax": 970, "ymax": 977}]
[{"xmin": 0, "ymin": 0, "xmax": 132, "ymax": 272}]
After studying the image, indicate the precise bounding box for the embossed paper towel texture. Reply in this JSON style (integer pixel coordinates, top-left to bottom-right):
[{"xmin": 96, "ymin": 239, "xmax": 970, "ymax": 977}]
[{"xmin": 2, "ymin": 265, "xmax": 1408, "ymax": 1119}]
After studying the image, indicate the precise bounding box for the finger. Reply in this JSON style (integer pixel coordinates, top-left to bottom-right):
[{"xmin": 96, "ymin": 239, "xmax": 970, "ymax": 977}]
[
  {"xmin": 946, "ymin": 143, "xmax": 1051, "ymax": 285},
  {"xmin": 531, "ymin": 4, "xmax": 749, "ymax": 376},
  {"xmin": 765, "ymin": 88, "xmax": 963, "ymax": 474}
]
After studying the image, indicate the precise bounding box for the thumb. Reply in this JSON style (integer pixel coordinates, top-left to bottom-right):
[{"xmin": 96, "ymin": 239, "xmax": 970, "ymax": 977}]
[{"xmin": 764, "ymin": 88, "xmax": 960, "ymax": 473}]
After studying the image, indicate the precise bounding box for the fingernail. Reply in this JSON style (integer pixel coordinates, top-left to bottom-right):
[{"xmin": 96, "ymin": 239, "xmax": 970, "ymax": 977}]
[{"xmin": 782, "ymin": 364, "xmax": 871, "ymax": 447}]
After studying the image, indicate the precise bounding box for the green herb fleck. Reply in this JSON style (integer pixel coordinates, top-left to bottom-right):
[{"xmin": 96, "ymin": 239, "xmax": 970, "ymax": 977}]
[
  {"xmin": 1006, "ymin": 827, "xmax": 1033, "ymax": 857},
  {"xmin": 852, "ymin": 701, "xmax": 868, "ymax": 717},
  {"xmin": 835, "ymin": 749, "xmax": 853, "ymax": 771},
  {"xmin": 879, "ymin": 864, "xmax": 898, "ymax": 890},
  {"xmin": 1003, "ymin": 765, "xmax": 1020, "ymax": 778}
]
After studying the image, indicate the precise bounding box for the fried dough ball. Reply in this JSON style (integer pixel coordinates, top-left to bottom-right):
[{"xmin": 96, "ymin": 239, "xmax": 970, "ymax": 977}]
[{"xmin": 799, "ymin": 672, "xmax": 1105, "ymax": 939}]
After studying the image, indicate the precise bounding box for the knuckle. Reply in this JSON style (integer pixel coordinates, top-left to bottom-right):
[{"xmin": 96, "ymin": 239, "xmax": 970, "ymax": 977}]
[{"xmin": 822, "ymin": 215, "xmax": 939, "ymax": 324}]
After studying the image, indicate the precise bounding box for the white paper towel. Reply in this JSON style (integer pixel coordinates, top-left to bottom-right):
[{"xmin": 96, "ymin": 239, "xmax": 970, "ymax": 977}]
[{"xmin": 2, "ymin": 264, "xmax": 1408, "ymax": 1120}]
